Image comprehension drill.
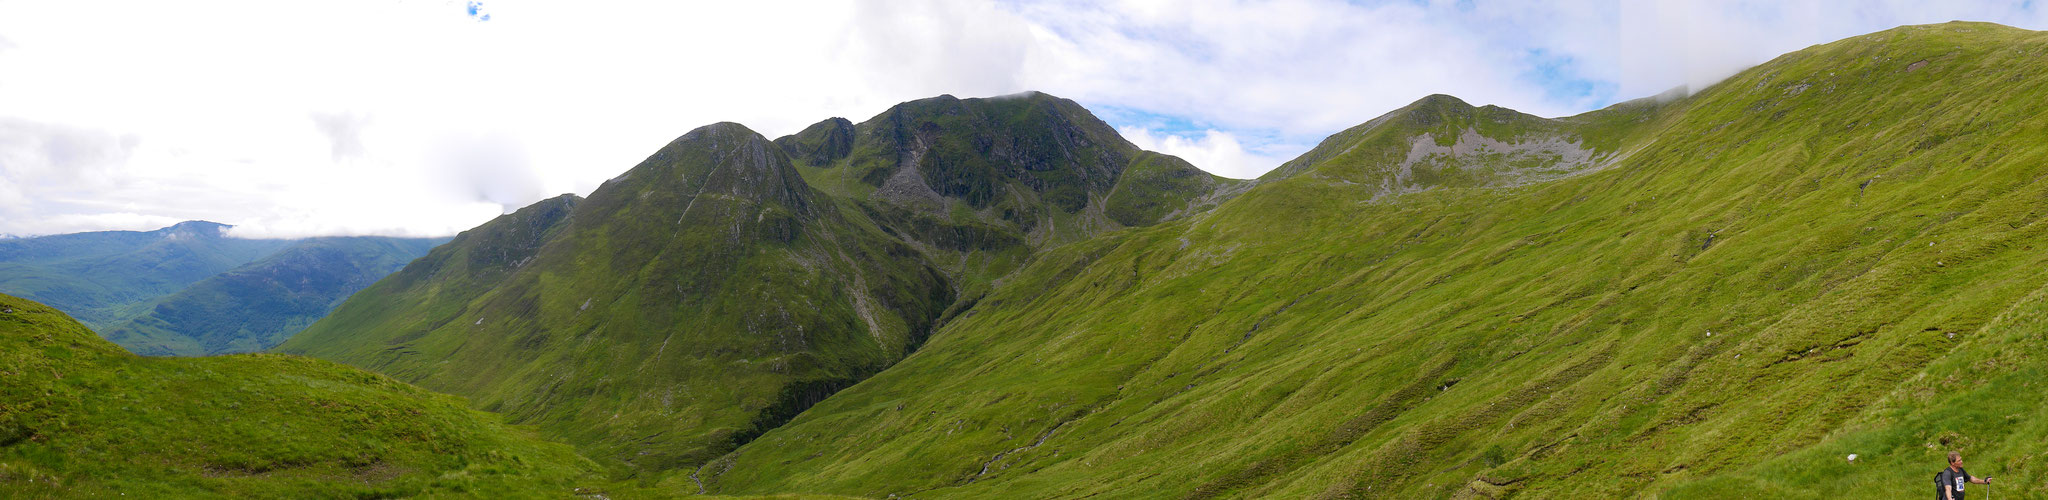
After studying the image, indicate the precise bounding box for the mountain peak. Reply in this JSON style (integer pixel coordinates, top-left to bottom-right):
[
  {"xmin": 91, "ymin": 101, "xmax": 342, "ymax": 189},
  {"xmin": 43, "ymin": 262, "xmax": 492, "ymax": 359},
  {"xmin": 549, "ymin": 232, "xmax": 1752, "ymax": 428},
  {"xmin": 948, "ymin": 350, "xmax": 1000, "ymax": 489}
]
[
  {"xmin": 680, "ymin": 121, "xmax": 762, "ymax": 142},
  {"xmin": 851, "ymin": 91, "xmax": 1136, "ymax": 212},
  {"xmin": 161, "ymin": 220, "xmax": 230, "ymax": 239},
  {"xmin": 1394, "ymin": 94, "xmax": 1482, "ymax": 127},
  {"xmin": 988, "ymin": 90, "xmax": 1053, "ymax": 101},
  {"xmin": 1412, "ymin": 93, "xmax": 1471, "ymax": 107},
  {"xmin": 774, "ymin": 117, "xmax": 857, "ymax": 166},
  {"xmin": 639, "ymin": 122, "xmax": 791, "ymax": 178},
  {"xmin": 1262, "ymin": 91, "xmax": 1600, "ymax": 187},
  {"xmin": 167, "ymin": 220, "xmax": 228, "ymax": 230},
  {"xmin": 582, "ymin": 119, "xmax": 816, "ymax": 236}
]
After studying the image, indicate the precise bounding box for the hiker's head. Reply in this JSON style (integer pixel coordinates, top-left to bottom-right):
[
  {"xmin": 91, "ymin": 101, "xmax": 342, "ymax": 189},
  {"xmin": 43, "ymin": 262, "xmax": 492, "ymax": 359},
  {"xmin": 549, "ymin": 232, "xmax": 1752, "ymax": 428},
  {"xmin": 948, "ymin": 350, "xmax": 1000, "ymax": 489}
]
[{"xmin": 1949, "ymin": 451, "xmax": 1963, "ymax": 467}]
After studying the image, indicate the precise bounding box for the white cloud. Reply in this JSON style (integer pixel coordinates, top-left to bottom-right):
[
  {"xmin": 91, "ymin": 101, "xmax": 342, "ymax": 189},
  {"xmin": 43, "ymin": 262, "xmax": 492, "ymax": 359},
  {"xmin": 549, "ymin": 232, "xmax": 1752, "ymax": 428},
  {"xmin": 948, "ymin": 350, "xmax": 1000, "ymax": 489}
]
[
  {"xmin": 843, "ymin": 0, "xmax": 1034, "ymax": 101},
  {"xmin": 1118, "ymin": 127, "xmax": 1289, "ymax": 180},
  {"xmin": 0, "ymin": 0, "xmax": 2040, "ymax": 236}
]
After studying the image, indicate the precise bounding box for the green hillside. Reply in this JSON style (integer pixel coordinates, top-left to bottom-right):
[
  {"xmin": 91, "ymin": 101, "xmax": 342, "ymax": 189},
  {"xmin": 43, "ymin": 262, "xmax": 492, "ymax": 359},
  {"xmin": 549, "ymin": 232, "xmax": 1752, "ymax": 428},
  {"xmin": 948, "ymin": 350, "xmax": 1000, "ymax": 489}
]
[
  {"xmin": 279, "ymin": 94, "xmax": 1239, "ymax": 484},
  {"xmin": 0, "ymin": 221, "xmax": 292, "ymax": 331},
  {"xmin": 0, "ymin": 293, "xmax": 597, "ymax": 497},
  {"xmin": 694, "ymin": 22, "xmax": 2048, "ymax": 498},
  {"xmin": 102, "ymin": 236, "xmax": 444, "ymax": 356},
  {"xmin": 277, "ymin": 125, "xmax": 958, "ymax": 477}
]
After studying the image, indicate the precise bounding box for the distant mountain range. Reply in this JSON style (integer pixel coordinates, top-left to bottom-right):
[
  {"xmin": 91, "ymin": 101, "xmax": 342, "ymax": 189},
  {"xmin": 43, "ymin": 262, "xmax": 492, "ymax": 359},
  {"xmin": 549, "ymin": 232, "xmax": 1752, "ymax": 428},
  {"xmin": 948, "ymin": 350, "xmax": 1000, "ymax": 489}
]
[{"xmin": 0, "ymin": 221, "xmax": 444, "ymax": 355}]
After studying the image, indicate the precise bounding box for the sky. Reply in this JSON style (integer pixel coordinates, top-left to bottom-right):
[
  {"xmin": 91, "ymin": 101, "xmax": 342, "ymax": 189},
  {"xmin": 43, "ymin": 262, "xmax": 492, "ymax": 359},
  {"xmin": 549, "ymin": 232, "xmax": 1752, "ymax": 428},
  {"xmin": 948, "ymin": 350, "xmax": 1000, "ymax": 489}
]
[{"xmin": 1, "ymin": 0, "xmax": 2044, "ymax": 238}]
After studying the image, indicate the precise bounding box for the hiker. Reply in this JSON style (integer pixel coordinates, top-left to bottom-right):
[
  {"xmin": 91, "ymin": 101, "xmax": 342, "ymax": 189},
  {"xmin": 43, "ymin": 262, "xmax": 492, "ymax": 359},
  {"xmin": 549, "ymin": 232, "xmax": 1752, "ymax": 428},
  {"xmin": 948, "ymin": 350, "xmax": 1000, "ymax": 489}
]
[{"xmin": 1937, "ymin": 451, "xmax": 1992, "ymax": 500}]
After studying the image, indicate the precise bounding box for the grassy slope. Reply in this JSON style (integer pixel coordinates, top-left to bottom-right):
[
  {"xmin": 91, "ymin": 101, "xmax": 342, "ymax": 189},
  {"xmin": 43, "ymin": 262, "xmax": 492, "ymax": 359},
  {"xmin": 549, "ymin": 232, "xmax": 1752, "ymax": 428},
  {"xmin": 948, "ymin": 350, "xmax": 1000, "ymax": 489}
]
[
  {"xmin": 0, "ymin": 293, "xmax": 597, "ymax": 498},
  {"xmin": 0, "ymin": 222, "xmax": 293, "ymax": 331},
  {"xmin": 704, "ymin": 22, "xmax": 2048, "ymax": 498},
  {"xmin": 1104, "ymin": 152, "xmax": 1245, "ymax": 228},
  {"xmin": 103, "ymin": 236, "xmax": 445, "ymax": 356}
]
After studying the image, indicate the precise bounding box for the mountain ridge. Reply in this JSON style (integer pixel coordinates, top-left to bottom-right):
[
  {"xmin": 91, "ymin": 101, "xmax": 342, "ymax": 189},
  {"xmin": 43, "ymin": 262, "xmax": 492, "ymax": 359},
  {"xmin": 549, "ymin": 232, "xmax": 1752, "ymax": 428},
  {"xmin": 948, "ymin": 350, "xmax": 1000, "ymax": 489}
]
[
  {"xmin": 0, "ymin": 221, "xmax": 442, "ymax": 355},
  {"xmin": 256, "ymin": 20, "xmax": 2048, "ymax": 499},
  {"xmin": 282, "ymin": 121, "xmax": 957, "ymax": 473},
  {"xmin": 0, "ymin": 221, "xmax": 294, "ymax": 330},
  {"xmin": 693, "ymin": 20, "xmax": 2048, "ymax": 498},
  {"xmin": 280, "ymin": 94, "xmax": 1240, "ymax": 479},
  {"xmin": 102, "ymin": 236, "xmax": 446, "ymax": 355}
]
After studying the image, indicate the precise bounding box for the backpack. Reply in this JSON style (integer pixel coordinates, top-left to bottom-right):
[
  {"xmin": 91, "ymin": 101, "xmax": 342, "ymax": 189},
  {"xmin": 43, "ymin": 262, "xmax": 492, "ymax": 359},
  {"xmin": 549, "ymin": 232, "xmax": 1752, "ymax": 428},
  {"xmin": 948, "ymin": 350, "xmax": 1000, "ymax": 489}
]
[{"xmin": 1934, "ymin": 469, "xmax": 1963, "ymax": 500}]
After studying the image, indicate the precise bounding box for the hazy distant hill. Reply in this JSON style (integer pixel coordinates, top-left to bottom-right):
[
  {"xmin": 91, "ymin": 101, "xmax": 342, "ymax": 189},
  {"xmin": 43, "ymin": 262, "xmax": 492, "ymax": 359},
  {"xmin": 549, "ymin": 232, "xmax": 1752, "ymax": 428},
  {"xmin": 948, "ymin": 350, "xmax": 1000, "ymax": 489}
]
[
  {"xmin": 0, "ymin": 222, "xmax": 442, "ymax": 355},
  {"xmin": 0, "ymin": 221, "xmax": 291, "ymax": 329},
  {"xmin": 102, "ymin": 236, "xmax": 446, "ymax": 356}
]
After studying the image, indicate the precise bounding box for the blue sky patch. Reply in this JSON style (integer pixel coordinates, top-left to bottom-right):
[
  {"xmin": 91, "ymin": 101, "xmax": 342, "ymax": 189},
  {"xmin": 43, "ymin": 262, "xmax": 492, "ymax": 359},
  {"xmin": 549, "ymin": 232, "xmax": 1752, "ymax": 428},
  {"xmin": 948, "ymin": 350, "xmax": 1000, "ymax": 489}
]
[
  {"xmin": 1519, "ymin": 48, "xmax": 1619, "ymax": 113},
  {"xmin": 1090, "ymin": 102, "xmax": 1314, "ymax": 169},
  {"xmin": 1090, "ymin": 105, "xmax": 1212, "ymax": 137}
]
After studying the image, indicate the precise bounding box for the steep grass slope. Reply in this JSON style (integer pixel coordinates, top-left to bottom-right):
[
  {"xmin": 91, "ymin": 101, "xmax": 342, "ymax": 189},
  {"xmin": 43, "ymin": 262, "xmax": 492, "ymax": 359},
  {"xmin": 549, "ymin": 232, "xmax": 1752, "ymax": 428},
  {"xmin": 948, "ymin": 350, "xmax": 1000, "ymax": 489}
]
[
  {"xmin": 702, "ymin": 22, "xmax": 2048, "ymax": 498},
  {"xmin": 102, "ymin": 236, "xmax": 444, "ymax": 356},
  {"xmin": 0, "ymin": 293, "xmax": 596, "ymax": 497}
]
